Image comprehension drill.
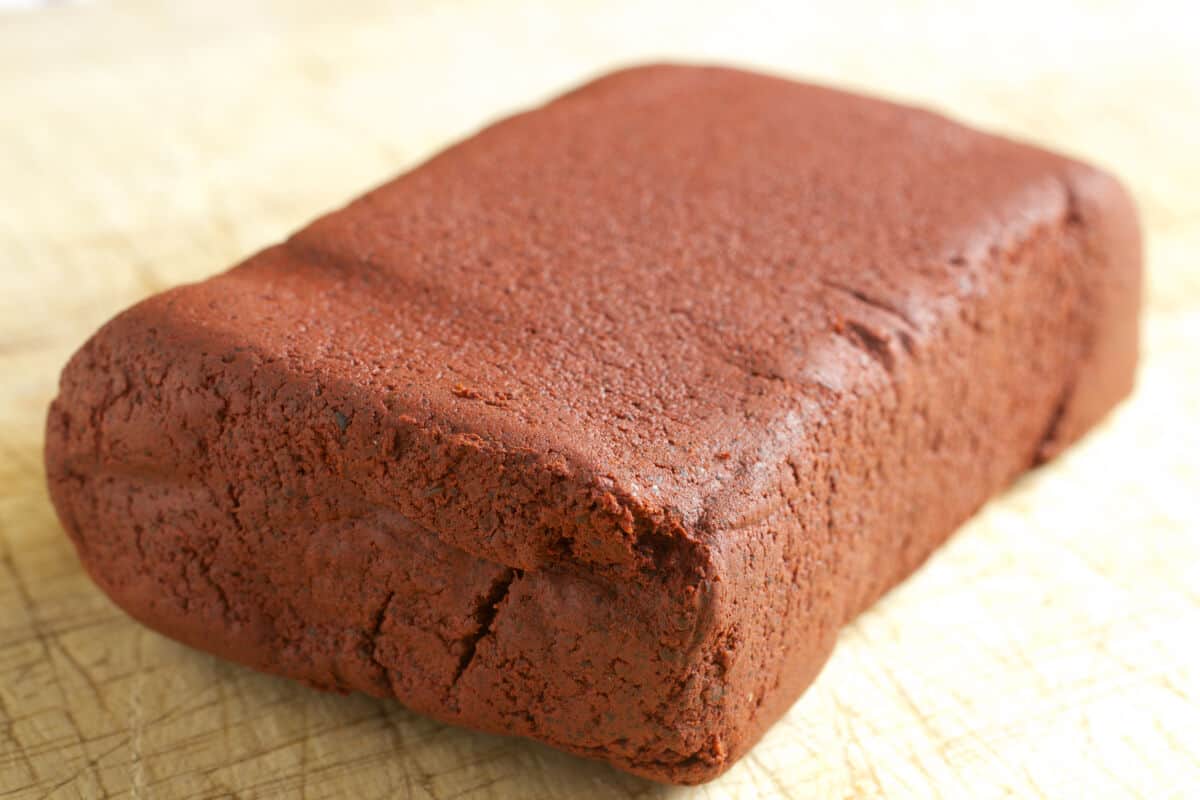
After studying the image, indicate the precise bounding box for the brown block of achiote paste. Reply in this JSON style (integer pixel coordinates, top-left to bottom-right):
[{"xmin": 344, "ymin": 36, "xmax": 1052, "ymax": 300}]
[{"xmin": 46, "ymin": 65, "xmax": 1141, "ymax": 783}]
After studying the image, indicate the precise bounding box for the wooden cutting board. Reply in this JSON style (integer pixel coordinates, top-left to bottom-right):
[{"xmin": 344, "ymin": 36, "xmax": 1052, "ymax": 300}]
[{"xmin": 2, "ymin": 1, "xmax": 1197, "ymax": 797}]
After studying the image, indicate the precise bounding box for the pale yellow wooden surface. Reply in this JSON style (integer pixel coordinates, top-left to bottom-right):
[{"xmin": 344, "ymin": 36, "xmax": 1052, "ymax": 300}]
[{"xmin": 2, "ymin": 1, "xmax": 1197, "ymax": 798}]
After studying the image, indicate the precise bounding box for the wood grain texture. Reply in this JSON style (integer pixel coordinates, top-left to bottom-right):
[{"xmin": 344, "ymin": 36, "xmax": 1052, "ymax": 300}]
[{"xmin": 1, "ymin": 1, "xmax": 1196, "ymax": 797}]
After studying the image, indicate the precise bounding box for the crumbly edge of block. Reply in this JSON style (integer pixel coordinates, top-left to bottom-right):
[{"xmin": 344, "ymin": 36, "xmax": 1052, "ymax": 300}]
[{"xmin": 43, "ymin": 304, "xmax": 734, "ymax": 782}]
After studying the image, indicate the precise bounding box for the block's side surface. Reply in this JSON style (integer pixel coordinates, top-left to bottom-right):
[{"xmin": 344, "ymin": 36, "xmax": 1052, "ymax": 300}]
[
  {"xmin": 694, "ymin": 164, "xmax": 1142, "ymax": 769},
  {"xmin": 43, "ymin": 276, "xmax": 725, "ymax": 783}
]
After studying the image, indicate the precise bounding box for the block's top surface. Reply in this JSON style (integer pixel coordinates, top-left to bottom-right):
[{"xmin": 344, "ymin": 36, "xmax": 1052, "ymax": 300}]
[{"xmin": 124, "ymin": 64, "xmax": 1083, "ymax": 535}]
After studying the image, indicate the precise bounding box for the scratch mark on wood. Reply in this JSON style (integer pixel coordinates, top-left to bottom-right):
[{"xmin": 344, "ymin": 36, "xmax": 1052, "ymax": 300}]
[
  {"xmin": 300, "ymin": 700, "xmax": 310, "ymax": 800},
  {"xmin": 746, "ymin": 751, "xmax": 790, "ymax": 797},
  {"xmin": 130, "ymin": 629, "xmax": 146, "ymax": 800},
  {"xmin": 33, "ymin": 733, "xmax": 132, "ymax": 800}
]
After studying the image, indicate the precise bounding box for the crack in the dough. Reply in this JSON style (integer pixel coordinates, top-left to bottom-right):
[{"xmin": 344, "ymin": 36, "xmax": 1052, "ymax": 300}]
[
  {"xmin": 821, "ymin": 279, "xmax": 918, "ymax": 372},
  {"xmin": 359, "ymin": 590, "xmax": 397, "ymax": 692},
  {"xmin": 1060, "ymin": 175, "xmax": 1084, "ymax": 227},
  {"xmin": 820, "ymin": 278, "xmax": 918, "ymax": 331},
  {"xmin": 842, "ymin": 320, "xmax": 896, "ymax": 373},
  {"xmin": 367, "ymin": 591, "xmax": 396, "ymax": 645},
  {"xmin": 450, "ymin": 568, "xmax": 520, "ymax": 689},
  {"xmin": 1031, "ymin": 382, "xmax": 1073, "ymax": 466}
]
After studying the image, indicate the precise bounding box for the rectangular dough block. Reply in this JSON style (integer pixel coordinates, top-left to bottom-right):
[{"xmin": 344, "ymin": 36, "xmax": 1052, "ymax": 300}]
[{"xmin": 45, "ymin": 65, "xmax": 1141, "ymax": 783}]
